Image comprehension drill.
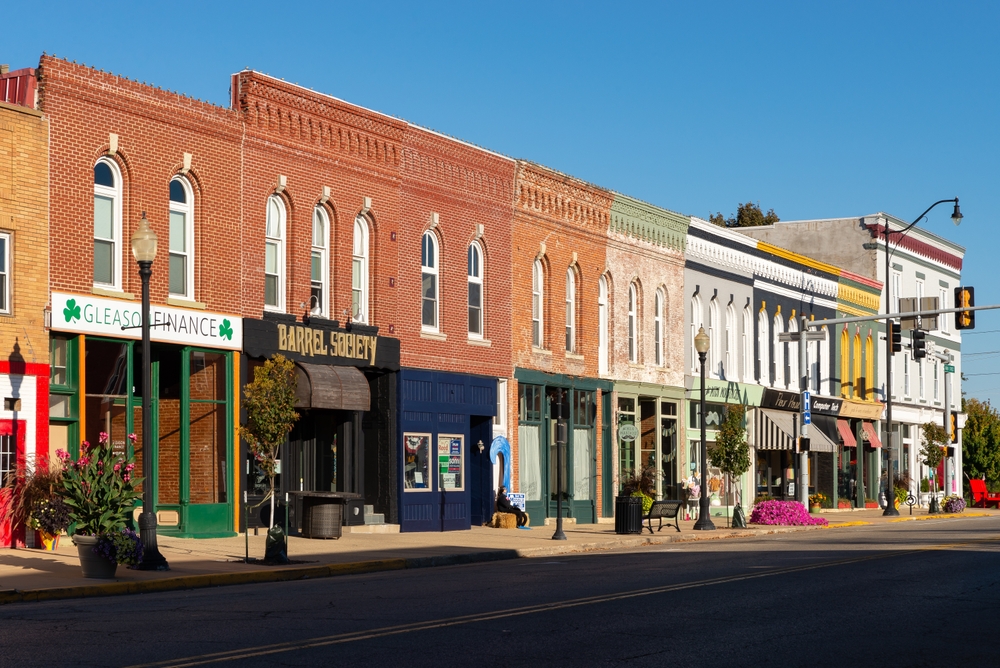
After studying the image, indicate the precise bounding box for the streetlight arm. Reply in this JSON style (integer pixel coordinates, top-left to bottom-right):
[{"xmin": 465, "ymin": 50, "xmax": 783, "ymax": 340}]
[{"xmin": 885, "ymin": 198, "xmax": 959, "ymax": 240}]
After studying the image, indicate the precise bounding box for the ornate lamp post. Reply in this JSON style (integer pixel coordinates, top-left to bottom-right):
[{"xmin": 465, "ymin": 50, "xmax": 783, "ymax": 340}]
[
  {"xmin": 131, "ymin": 213, "xmax": 169, "ymax": 570},
  {"xmin": 693, "ymin": 326, "xmax": 716, "ymax": 531}
]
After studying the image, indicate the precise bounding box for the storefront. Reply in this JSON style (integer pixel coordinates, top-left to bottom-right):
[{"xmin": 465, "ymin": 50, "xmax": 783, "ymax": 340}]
[
  {"xmin": 614, "ymin": 381, "xmax": 685, "ymax": 500},
  {"xmin": 515, "ymin": 369, "xmax": 611, "ymax": 527},
  {"xmin": 835, "ymin": 399, "xmax": 883, "ymax": 508},
  {"xmin": 242, "ymin": 315, "xmax": 400, "ymax": 530},
  {"xmin": 398, "ymin": 368, "xmax": 497, "ymax": 532},
  {"xmin": 49, "ymin": 292, "xmax": 243, "ymax": 538},
  {"xmin": 685, "ymin": 378, "xmax": 762, "ymax": 519},
  {"xmin": 753, "ymin": 388, "xmax": 841, "ymax": 503}
]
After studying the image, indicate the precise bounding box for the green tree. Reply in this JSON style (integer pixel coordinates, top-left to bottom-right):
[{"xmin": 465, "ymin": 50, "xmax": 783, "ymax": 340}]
[
  {"xmin": 708, "ymin": 404, "xmax": 751, "ymax": 524},
  {"xmin": 921, "ymin": 422, "xmax": 947, "ymax": 494},
  {"xmin": 710, "ymin": 202, "xmax": 780, "ymax": 228},
  {"xmin": 961, "ymin": 398, "xmax": 1000, "ymax": 490},
  {"xmin": 239, "ymin": 354, "xmax": 299, "ymax": 528}
]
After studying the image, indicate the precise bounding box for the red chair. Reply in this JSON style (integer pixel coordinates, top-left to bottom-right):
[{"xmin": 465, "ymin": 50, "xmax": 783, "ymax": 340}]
[{"xmin": 969, "ymin": 479, "xmax": 1000, "ymax": 508}]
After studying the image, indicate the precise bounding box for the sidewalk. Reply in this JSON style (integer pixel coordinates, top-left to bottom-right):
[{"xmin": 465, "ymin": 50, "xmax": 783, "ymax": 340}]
[{"xmin": 1, "ymin": 507, "xmax": 996, "ymax": 605}]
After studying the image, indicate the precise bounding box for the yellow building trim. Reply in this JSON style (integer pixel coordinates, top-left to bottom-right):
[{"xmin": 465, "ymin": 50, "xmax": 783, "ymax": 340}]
[
  {"xmin": 837, "ymin": 283, "xmax": 881, "ymax": 313},
  {"xmin": 756, "ymin": 241, "xmax": 843, "ymax": 276}
]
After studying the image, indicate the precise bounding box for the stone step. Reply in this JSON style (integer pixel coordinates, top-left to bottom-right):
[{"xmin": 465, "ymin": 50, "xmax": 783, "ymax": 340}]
[
  {"xmin": 343, "ymin": 523, "xmax": 400, "ymax": 534},
  {"xmin": 364, "ymin": 512, "xmax": 385, "ymax": 525},
  {"xmin": 542, "ymin": 517, "xmax": 578, "ymax": 526},
  {"xmin": 364, "ymin": 505, "xmax": 375, "ymax": 515}
]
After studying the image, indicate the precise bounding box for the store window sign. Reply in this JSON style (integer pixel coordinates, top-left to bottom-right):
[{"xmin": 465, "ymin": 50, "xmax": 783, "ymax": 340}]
[
  {"xmin": 52, "ymin": 292, "xmax": 242, "ymax": 350},
  {"xmin": 618, "ymin": 423, "xmax": 639, "ymax": 442}
]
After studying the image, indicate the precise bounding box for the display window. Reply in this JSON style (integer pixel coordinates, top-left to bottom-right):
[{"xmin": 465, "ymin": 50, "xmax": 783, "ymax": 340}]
[
  {"xmin": 404, "ymin": 433, "xmax": 431, "ymax": 491},
  {"xmin": 438, "ymin": 434, "xmax": 464, "ymax": 491}
]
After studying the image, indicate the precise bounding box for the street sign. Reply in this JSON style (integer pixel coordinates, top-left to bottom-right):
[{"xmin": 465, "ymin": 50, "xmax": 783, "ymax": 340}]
[
  {"xmin": 802, "ymin": 391, "xmax": 811, "ymax": 425},
  {"xmin": 945, "ymin": 364, "xmax": 955, "ymax": 373}
]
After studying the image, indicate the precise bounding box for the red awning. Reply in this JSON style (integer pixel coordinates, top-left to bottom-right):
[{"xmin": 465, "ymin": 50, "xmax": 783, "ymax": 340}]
[
  {"xmin": 837, "ymin": 419, "xmax": 857, "ymax": 448},
  {"xmin": 862, "ymin": 421, "xmax": 882, "ymax": 449}
]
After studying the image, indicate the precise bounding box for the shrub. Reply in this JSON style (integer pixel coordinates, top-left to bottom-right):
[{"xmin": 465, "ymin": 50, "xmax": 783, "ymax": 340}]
[
  {"xmin": 631, "ymin": 491, "xmax": 653, "ymax": 514},
  {"xmin": 942, "ymin": 496, "xmax": 966, "ymax": 513},
  {"xmin": 749, "ymin": 500, "xmax": 828, "ymax": 526},
  {"xmin": 920, "ymin": 478, "xmax": 930, "ymax": 493}
]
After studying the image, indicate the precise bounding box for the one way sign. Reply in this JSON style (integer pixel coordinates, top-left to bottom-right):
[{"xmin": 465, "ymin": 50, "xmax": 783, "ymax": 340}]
[{"xmin": 802, "ymin": 391, "xmax": 811, "ymax": 425}]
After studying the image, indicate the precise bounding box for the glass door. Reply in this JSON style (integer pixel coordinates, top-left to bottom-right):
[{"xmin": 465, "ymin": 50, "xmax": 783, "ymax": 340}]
[{"xmin": 184, "ymin": 348, "xmax": 233, "ymax": 536}]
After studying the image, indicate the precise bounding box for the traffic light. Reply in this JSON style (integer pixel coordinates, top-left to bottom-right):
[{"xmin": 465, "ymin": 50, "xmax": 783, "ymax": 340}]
[
  {"xmin": 950, "ymin": 413, "xmax": 959, "ymax": 443},
  {"xmin": 947, "ymin": 446, "xmax": 956, "ymax": 458},
  {"xmin": 912, "ymin": 329, "xmax": 926, "ymax": 360},
  {"xmin": 955, "ymin": 286, "xmax": 975, "ymax": 330},
  {"xmin": 890, "ymin": 322, "xmax": 902, "ymax": 354}
]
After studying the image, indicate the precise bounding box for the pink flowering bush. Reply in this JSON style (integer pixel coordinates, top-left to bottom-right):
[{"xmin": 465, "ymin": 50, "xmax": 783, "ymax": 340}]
[
  {"xmin": 58, "ymin": 432, "xmax": 142, "ymax": 536},
  {"xmin": 749, "ymin": 500, "xmax": 828, "ymax": 526}
]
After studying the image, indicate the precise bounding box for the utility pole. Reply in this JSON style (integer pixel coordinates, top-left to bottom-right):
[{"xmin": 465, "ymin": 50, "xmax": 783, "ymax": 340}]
[{"xmin": 778, "ymin": 315, "xmax": 824, "ymax": 507}]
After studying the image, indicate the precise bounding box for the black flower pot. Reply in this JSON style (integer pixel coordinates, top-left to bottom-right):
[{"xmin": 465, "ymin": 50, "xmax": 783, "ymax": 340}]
[{"xmin": 614, "ymin": 496, "xmax": 643, "ymax": 534}]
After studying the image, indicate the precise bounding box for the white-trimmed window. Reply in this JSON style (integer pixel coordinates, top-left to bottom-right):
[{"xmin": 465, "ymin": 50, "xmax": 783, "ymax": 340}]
[
  {"xmin": 940, "ymin": 288, "xmax": 949, "ymax": 334},
  {"xmin": 628, "ymin": 283, "xmax": 638, "ymax": 363},
  {"xmin": 421, "ymin": 231, "xmax": 439, "ymax": 330},
  {"xmin": 468, "ymin": 242, "xmax": 484, "ymax": 337},
  {"xmin": 742, "ymin": 305, "xmax": 753, "ymax": 382},
  {"xmin": 933, "ymin": 360, "xmax": 940, "ymax": 401},
  {"xmin": 725, "ymin": 303, "xmax": 736, "ymax": 380},
  {"xmin": 788, "ymin": 316, "xmax": 799, "ymax": 389},
  {"xmin": 892, "ymin": 271, "xmax": 901, "ymax": 313},
  {"xmin": 565, "ymin": 268, "xmax": 576, "ymax": 352},
  {"xmin": 264, "ymin": 196, "xmax": 286, "ymax": 311},
  {"xmin": 93, "ymin": 159, "xmax": 122, "ymax": 290},
  {"xmin": 532, "ymin": 260, "xmax": 544, "ymax": 347},
  {"xmin": 903, "ymin": 353, "xmax": 910, "ymax": 396},
  {"xmin": 773, "ymin": 314, "xmax": 785, "ymax": 388},
  {"xmin": 598, "ymin": 276, "xmax": 609, "ymax": 375},
  {"xmin": 169, "ymin": 177, "xmax": 194, "ymax": 299},
  {"xmin": 0, "ymin": 232, "xmax": 9, "ymax": 314},
  {"xmin": 820, "ymin": 327, "xmax": 831, "ymax": 394},
  {"xmin": 691, "ymin": 294, "xmax": 703, "ymax": 374},
  {"xmin": 708, "ymin": 298, "xmax": 719, "ymax": 377},
  {"xmin": 758, "ymin": 310, "xmax": 770, "ymax": 385},
  {"xmin": 352, "ymin": 216, "xmax": 369, "ymax": 323},
  {"xmin": 654, "ymin": 289, "xmax": 664, "ymax": 366},
  {"xmin": 311, "ymin": 206, "xmax": 329, "ymax": 317}
]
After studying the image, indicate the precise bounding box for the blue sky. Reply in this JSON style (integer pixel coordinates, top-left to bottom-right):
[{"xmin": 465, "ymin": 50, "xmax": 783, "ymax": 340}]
[{"xmin": 6, "ymin": 1, "xmax": 1000, "ymax": 402}]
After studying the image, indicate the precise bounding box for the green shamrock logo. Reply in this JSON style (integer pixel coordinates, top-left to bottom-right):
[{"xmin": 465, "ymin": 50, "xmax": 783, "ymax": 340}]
[
  {"xmin": 219, "ymin": 319, "xmax": 234, "ymax": 341},
  {"xmin": 63, "ymin": 298, "xmax": 81, "ymax": 323}
]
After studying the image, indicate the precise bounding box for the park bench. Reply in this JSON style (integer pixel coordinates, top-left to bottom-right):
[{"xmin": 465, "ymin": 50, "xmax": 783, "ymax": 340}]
[
  {"xmin": 969, "ymin": 479, "xmax": 1000, "ymax": 509},
  {"xmin": 645, "ymin": 500, "xmax": 683, "ymax": 534}
]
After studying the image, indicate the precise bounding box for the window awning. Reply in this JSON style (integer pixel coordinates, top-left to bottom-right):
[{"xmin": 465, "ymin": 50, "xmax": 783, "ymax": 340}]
[
  {"xmin": 837, "ymin": 419, "xmax": 857, "ymax": 448},
  {"xmin": 755, "ymin": 409, "xmax": 796, "ymax": 451},
  {"xmin": 294, "ymin": 363, "xmax": 370, "ymax": 411},
  {"xmin": 806, "ymin": 416, "xmax": 837, "ymax": 453},
  {"xmin": 862, "ymin": 421, "xmax": 882, "ymax": 449}
]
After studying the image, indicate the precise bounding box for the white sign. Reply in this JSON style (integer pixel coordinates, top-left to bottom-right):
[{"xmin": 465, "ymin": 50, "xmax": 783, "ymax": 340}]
[
  {"xmin": 507, "ymin": 493, "xmax": 526, "ymax": 511},
  {"xmin": 619, "ymin": 423, "xmax": 639, "ymax": 442},
  {"xmin": 51, "ymin": 292, "xmax": 243, "ymax": 350}
]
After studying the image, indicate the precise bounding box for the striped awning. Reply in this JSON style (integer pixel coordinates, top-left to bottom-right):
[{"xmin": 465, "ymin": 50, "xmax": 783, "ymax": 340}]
[
  {"xmin": 837, "ymin": 419, "xmax": 857, "ymax": 448},
  {"xmin": 756, "ymin": 409, "xmax": 797, "ymax": 451},
  {"xmin": 862, "ymin": 421, "xmax": 882, "ymax": 448}
]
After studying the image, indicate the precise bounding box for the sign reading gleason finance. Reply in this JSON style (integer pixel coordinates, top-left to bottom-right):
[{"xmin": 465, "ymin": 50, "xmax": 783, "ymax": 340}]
[{"xmin": 51, "ymin": 292, "xmax": 242, "ymax": 350}]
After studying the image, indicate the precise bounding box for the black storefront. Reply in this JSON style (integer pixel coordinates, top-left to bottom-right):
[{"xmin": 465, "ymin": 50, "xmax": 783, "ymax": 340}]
[{"xmin": 242, "ymin": 315, "xmax": 399, "ymax": 531}]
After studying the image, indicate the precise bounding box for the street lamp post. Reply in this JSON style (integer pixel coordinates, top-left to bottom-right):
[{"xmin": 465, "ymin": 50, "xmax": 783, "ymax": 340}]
[
  {"xmin": 132, "ymin": 213, "xmax": 169, "ymax": 570},
  {"xmin": 693, "ymin": 327, "xmax": 716, "ymax": 531},
  {"xmin": 869, "ymin": 200, "xmax": 962, "ymax": 517},
  {"xmin": 552, "ymin": 388, "xmax": 567, "ymax": 541}
]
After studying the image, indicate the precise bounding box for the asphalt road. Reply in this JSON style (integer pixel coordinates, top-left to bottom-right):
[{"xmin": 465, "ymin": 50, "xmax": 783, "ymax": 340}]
[{"xmin": 2, "ymin": 518, "xmax": 999, "ymax": 667}]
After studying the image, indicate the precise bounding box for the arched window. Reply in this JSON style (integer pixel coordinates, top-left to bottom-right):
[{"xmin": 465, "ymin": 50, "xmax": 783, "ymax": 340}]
[
  {"xmin": 532, "ymin": 260, "xmax": 544, "ymax": 348},
  {"xmin": 758, "ymin": 309, "xmax": 770, "ymax": 385},
  {"xmin": 865, "ymin": 331, "xmax": 874, "ymax": 401},
  {"xmin": 264, "ymin": 196, "xmax": 285, "ymax": 311},
  {"xmin": 93, "ymin": 159, "xmax": 122, "ymax": 289},
  {"xmin": 725, "ymin": 303, "xmax": 736, "ymax": 380},
  {"xmin": 788, "ymin": 316, "xmax": 799, "ymax": 389},
  {"xmin": 820, "ymin": 327, "xmax": 830, "ymax": 394},
  {"xmin": 853, "ymin": 330, "xmax": 862, "ymax": 400},
  {"xmin": 468, "ymin": 242, "xmax": 484, "ymax": 337},
  {"xmin": 352, "ymin": 216, "xmax": 369, "ymax": 323},
  {"xmin": 311, "ymin": 206, "xmax": 329, "ymax": 317},
  {"xmin": 598, "ymin": 276, "xmax": 609, "ymax": 375},
  {"xmin": 742, "ymin": 305, "xmax": 753, "ymax": 383},
  {"xmin": 421, "ymin": 231, "xmax": 439, "ymax": 330},
  {"xmin": 168, "ymin": 177, "xmax": 194, "ymax": 299},
  {"xmin": 654, "ymin": 289, "xmax": 665, "ymax": 366},
  {"xmin": 628, "ymin": 283, "xmax": 638, "ymax": 363},
  {"xmin": 708, "ymin": 298, "xmax": 720, "ymax": 377},
  {"xmin": 565, "ymin": 268, "xmax": 576, "ymax": 352},
  {"xmin": 773, "ymin": 314, "xmax": 785, "ymax": 388},
  {"xmin": 691, "ymin": 294, "xmax": 703, "ymax": 374},
  {"xmin": 840, "ymin": 327, "xmax": 850, "ymax": 398}
]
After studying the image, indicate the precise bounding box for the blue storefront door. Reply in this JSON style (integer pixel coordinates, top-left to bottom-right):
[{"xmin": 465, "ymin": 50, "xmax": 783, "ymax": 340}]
[{"xmin": 469, "ymin": 416, "xmax": 494, "ymax": 526}]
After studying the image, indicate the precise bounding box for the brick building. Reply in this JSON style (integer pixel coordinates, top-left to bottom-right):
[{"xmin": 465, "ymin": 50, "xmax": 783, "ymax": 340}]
[{"xmin": 0, "ymin": 66, "xmax": 50, "ymax": 547}]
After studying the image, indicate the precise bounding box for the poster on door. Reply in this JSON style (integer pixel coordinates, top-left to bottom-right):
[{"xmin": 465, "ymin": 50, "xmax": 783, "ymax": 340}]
[{"xmin": 438, "ymin": 434, "xmax": 464, "ymax": 491}]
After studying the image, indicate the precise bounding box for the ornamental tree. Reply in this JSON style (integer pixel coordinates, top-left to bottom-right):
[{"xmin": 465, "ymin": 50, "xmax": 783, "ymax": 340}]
[
  {"xmin": 708, "ymin": 404, "xmax": 751, "ymax": 524},
  {"xmin": 239, "ymin": 354, "xmax": 299, "ymax": 528},
  {"xmin": 921, "ymin": 422, "xmax": 948, "ymax": 494}
]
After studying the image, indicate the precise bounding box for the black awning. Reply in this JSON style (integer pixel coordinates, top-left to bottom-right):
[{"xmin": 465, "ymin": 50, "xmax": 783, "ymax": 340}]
[{"xmin": 295, "ymin": 363, "xmax": 370, "ymax": 411}]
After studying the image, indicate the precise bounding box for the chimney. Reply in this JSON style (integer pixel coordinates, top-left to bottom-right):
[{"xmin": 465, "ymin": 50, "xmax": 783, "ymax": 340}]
[{"xmin": 0, "ymin": 65, "xmax": 9, "ymax": 75}]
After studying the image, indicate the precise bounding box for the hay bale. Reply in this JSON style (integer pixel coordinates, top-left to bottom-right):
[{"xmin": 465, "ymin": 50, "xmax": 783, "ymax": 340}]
[{"xmin": 491, "ymin": 512, "xmax": 517, "ymax": 529}]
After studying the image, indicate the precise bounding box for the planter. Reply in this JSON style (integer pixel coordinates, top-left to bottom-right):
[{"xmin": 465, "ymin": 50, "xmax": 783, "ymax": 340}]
[
  {"xmin": 39, "ymin": 531, "xmax": 59, "ymax": 551},
  {"xmin": 614, "ymin": 496, "xmax": 643, "ymax": 535},
  {"xmin": 72, "ymin": 535, "xmax": 118, "ymax": 579},
  {"xmin": 809, "ymin": 505, "xmax": 822, "ymax": 514}
]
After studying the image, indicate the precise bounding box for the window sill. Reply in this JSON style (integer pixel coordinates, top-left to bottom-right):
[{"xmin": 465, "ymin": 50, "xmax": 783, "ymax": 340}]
[
  {"xmin": 467, "ymin": 337, "xmax": 491, "ymax": 347},
  {"xmin": 167, "ymin": 297, "xmax": 206, "ymax": 310},
  {"xmin": 421, "ymin": 330, "xmax": 447, "ymax": 341},
  {"xmin": 92, "ymin": 286, "xmax": 135, "ymax": 300},
  {"xmin": 565, "ymin": 352, "xmax": 584, "ymax": 361},
  {"xmin": 532, "ymin": 347, "xmax": 552, "ymax": 356}
]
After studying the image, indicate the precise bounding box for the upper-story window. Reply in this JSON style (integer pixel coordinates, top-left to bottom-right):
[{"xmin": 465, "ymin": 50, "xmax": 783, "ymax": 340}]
[
  {"xmin": 708, "ymin": 298, "xmax": 719, "ymax": 377},
  {"xmin": 264, "ymin": 196, "xmax": 286, "ymax": 311},
  {"xmin": 654, "ymin": 289, "xmax": 664, "ymax": 366},
  {"xmin": 742, "ymin": 305, "xmax": 753, "ymax": 382},
  {"xmin": 628, "ymin": 283, "xmax": 638, "ymax": 363},
  {"xmin": 565, "ymin": 268, "xmax": 576, "ymax": 352},
  {"xmin": 788, "ymin": 316, "xmax": 799, "ymax": 389},
  {"xmin": 169, "ymin": 177, "xmax": 194, "ymax": 300},
  {"xmin": 691, "ymin": 294, "xmax": 703, "ymax": 374},
  {"xmin": 939, "ymin": 288, "xmax": 949, "ymax": 334},
  {"xmin": 773, "ymin": 313, "xmax": 785, "ymax": 388},
  {"xmin": 598, "ymin": 276, "xmax": 609, "ymax": 374},
  {"xmin": 468, "ymin": 242, "xmax": 484, "ymax": 337},
  {"xmin": 0, "ymin": 232, "xmax": 9, "ymax": 314},
  {"xmin": 311, "ymin": 206, "xmax": 329, "ymax": 317},
  {"xmin": 93, "ymin": 159, "xmax": 122, "ymax": 290},
  {"xmin": 532, "ymin": 260, "xmax": 544, "ymax": 348},
  {"xmin": 421, "ymin": 231, "xmax": 439, "ymax": 330},
  {"xmin": 352, "ymin": 216, "xmax": 369, "ymax": 323},
  {"xmin": 758, "ymin": 309, "xmax": 770, "ymax": 385},
  {"xmin": 725, "ymin": 303, "xmax": 736, "ymax": 380}
]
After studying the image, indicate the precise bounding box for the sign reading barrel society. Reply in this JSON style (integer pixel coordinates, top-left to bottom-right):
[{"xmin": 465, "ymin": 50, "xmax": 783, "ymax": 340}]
[
  {"xmin": 51, "ymin": 292, "xmax": 242, "ymax": 350},
  {"xmin": 242, "ymin": 317, "xmax": 400, "ymax": 371}
]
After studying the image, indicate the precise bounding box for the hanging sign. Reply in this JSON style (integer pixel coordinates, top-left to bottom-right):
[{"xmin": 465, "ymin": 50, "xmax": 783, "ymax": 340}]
[
  {"xmin": 51, "ymin": 292, "xmax": 242, "ymax": 350},
  {"xmin": 618, "ymin": 423, "xmax": 639, "ymax": 442}
]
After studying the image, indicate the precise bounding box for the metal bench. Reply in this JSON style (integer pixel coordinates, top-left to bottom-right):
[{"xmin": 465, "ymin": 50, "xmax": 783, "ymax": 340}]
[{"xmin": 645, "ymin": 500, "xmax": 683, "ymax": 534}]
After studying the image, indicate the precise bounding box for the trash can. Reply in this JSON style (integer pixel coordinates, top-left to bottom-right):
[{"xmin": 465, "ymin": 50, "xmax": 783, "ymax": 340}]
[
  {"xmin": 300, "ymin": 495, "xmax": 343, "ymax": 539},
  {"xmin": 614, "ymin": 495, "xmax": 643, "ymax": 534}
]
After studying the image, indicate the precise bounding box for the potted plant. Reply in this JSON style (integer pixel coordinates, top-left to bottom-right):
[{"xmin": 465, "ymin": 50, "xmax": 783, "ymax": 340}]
[
  {"xmin": 1, "ymin": 460, "xmax": 68, "ymax": 549},
  {"xmin": 58, "ymin": 432, "xmax": 144, "ymax": 578},
  {"xmin": 809, "ymin": 493, "xmax": 827, "ymax": 514},
  {"xmin": 616, "ymin": 466, "xmax": 655, "ymax": 534}
]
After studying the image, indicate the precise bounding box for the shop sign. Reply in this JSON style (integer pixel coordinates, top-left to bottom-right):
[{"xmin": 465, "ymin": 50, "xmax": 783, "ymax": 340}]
[
  {"xmin": 242, "ymin": 318, "xmax": 400, "ymax": 370},
  {"xmin": 618, "ymin": 423, "xmax": 639, "ymax": 442},
  {"xmin": 760, "ymin": 388, "xmax": 841, "ymax": 416},
  {"xmin": 839, "ymin": 400, "xmax": 885, "ymax": 420},
  {"xmin": 51, "ymin": 292, "xmax": 242, "ymax": 350},
  {"xmin": 687, "ymin": 377, "xmax": 764, "ymax": 406},
  {"xmin": 277, "ymin": 323, "xmax": 377, "ymax": 366}
]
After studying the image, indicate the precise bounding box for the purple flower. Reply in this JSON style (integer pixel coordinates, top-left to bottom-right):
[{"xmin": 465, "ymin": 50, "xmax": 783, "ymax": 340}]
[{"xmin": 749, "ymin": 500, "xmax": 827, "ymax": 526}]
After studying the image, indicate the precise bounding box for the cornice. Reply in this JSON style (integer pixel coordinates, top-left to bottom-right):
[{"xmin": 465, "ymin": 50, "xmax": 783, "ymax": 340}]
[{"xmin": 609, "ymin": 193, "xmax": 688, "ymax": 253}]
